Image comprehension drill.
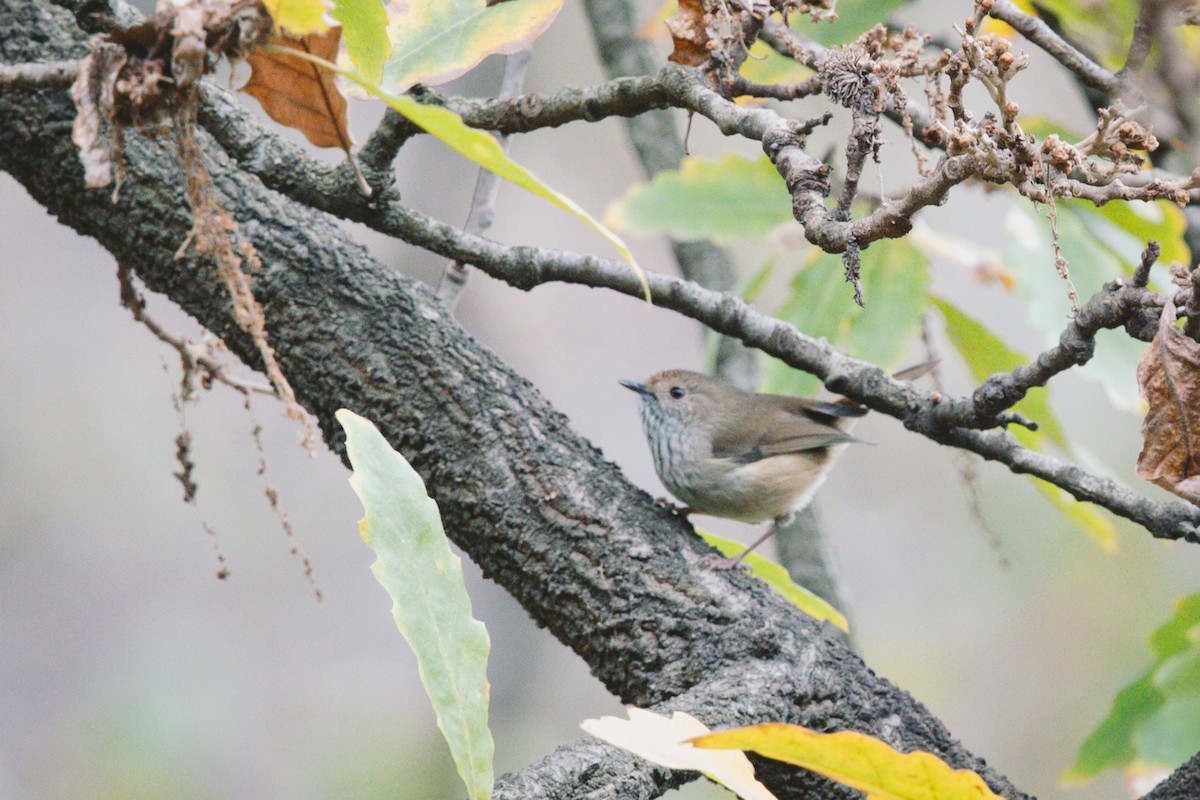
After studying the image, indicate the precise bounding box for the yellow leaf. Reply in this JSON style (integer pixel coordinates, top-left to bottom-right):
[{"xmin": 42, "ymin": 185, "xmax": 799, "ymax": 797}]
[
  {"xmin": 261, "ymin": 0, "xmax": 334, "ymax": 35},
  {"xmin": 692, "ymin": 723, "xmax": 1005, "ymax": 800},
  {"xmin": 581, "ymin": 709, "xmax": 778, "ymax": 800},
  {"xmin": 697, "ymin": 530, "xmax": 848, "ymax": 632}
]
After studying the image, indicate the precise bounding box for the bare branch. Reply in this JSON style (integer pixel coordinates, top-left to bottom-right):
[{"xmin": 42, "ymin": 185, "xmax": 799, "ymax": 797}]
[
  {"xmin": 357, "ymin": 107, "xmax": 420, "ymax": 177},
  {"xmin": 117, "ymin": 260, "xmax": 275, "ymax": 396},
  {"xmin": 1121, "ymin": 0, "xmax": 1157, "ymax": 78},
  {"xmin": 0, "ymin": 57, "xmax": 78, "ymax": 89},
  {"xmin": 986, "ymin": 0, "xmax": 1121, "ymax": 96}
]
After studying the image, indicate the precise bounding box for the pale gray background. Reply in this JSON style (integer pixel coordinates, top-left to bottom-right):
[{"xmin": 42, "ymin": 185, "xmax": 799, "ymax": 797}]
[{"xmin": 3, "ymin": 2, "xmax": 1198, "ymax": 798}]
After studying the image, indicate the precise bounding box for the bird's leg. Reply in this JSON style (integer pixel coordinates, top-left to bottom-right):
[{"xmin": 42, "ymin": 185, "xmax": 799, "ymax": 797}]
[{"xmin": 711, "ymin": 512, "xmax": 794, "ymax": 570}]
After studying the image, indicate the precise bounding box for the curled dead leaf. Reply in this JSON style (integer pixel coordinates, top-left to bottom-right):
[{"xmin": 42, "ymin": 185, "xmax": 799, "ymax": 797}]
[
  {"xmin": 665, "ymin": 0, "xmax": 710, "ymax": 66},
  {"xmin": 69, "ymin": 0, "xmax": 271, "ymax": 188},
  {"xmin": 1136, "ymin": 297, "xmax": 1200, "ymax": 504}
]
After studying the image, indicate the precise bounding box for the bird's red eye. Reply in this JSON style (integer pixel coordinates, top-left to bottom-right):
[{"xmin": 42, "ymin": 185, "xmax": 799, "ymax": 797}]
[{"xmin": 669, "ymin": 386, "xmax": 686, "ymax": 399}]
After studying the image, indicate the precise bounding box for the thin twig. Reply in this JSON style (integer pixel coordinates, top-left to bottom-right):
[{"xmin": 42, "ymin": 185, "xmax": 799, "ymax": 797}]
[
  {"xmin": 0, "ymin": 58, "xmax": 79, "ymax": 90},
  {"xmin": 117, "ymin": 261, "xmax": 275, "ymax": 396},
  {"xmin": 437, "ymin": 48, "xmax": 532, "ymax": 307}
]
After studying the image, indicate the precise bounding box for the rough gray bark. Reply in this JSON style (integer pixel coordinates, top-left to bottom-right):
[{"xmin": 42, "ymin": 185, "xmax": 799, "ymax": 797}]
[{"xmin": 0, "ymin": 2, "xmax": 1030, "ymax": 798}]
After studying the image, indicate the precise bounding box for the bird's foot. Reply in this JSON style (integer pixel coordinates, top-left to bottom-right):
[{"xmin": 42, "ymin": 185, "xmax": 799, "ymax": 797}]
[
  {"xmin": 654, "ymin": 498, "xmax": 694, "ymax": 519},
  {"xmin": 704, "ymin": 551, "xmax": 753, "ymax": 572}
]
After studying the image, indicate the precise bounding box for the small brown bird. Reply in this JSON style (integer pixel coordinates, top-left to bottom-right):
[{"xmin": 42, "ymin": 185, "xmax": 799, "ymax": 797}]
[{"xmin": 621, "ymin": 365, "xmax": 931, "ymax": 565}]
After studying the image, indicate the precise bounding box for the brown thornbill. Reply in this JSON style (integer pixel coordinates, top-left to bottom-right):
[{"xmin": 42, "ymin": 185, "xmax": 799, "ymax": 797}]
[{"xmin": 621, "ymin": 364, "xmax": 934, "ymax": 566}]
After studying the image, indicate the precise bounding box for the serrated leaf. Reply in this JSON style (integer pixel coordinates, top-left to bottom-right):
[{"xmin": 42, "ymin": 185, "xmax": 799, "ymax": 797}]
[
  {"xmin": 285, "ymin": 48, "xmax": 649, "ymax": 301},
  {"xmin": 337, "ymin": 410, "xmax": 494, "ymax": 800},
  {"xmin": 931, "ymin": 295, "xmax": 1118, "ymax": 551},
  {"xmin": 1000, "ymin": 197, "xmax": 1189, "ymax": 356},
  {"xmin": 762, "ymin": 239, "xmax": 930, "ymax": 397},
  {"xmin": 335, "ymin": 0, "xmax": 391, "ymax": 82},
  {"xmin": 381, "ymin": 0, "xmax": 564, "ymax": 92},
  {"xmin": 606, "ymin": 155, "xmax": 793, "ymax": 242},
  {"xmin": 582, "ymin": 709, "xmax": 778, "ymax": 800},
  {"xmin": 262, "ymin": 0, "xmax": 333, "ymax": 34},
  {"xmin": 697, "ymin": 530, "xmax": 848, "ymax": 632},
  {"xmin": 1067, "ymin": 593, "xmax": 1200, "ymax": 782},
  {"xmin": 692, "ymin": 723, "xmax": 1004, "ymax": 800},
  {"xmin": 243, "ymin": 30, "xmax": 354, "ymax": 150}
]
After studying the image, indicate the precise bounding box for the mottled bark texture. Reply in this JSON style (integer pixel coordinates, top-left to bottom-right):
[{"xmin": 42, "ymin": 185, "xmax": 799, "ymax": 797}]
[{"xmin": 0, "ymin": 2, "xmax": 1025, "ymax": 798}]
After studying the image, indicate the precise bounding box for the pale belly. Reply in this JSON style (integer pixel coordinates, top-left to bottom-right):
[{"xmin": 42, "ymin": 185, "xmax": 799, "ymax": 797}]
[{"xmin": 664, "ymin": 452, "xmax": 833, "ymax": 523}]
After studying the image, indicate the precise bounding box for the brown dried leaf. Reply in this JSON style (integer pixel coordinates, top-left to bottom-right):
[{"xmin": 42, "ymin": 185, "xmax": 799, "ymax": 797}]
[
  {"xmin": 665, "ymin": 0, "xmax": 709, "ymax": 66},
  {"xmin": 1136, "ymin": 299, "xmax": 1200, "ymax": 504},
  {"xmin": 242, "ymin": 28, "xmax": 353, "ymax": 150}
]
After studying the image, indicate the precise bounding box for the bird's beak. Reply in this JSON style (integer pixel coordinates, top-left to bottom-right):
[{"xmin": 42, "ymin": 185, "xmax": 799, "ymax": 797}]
[{"xmin": 620, "ymin": 379, "xmax": 653, "ymax": 397}]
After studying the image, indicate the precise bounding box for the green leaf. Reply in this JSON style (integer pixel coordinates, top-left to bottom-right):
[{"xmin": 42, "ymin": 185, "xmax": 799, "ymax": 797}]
[
  {"xmin": 335, "ymin": 0, "xmax": 391, "ymax": 83},
  {"xmin": 1003, "ymin": 202, "xmax": 1148, "ymax": 411},
  {"xmin": 790, "ymin": 0, "xmax": 908, "ymax": 46},
  {"xmin": 1068, "ymin": 593, "xmax": 1200, "ymax": 782},
  {"xmin": 1074, "ymin": 199, "xmax": 1190, "ymax": 273},
  {"xmin": 930, "ymin": 295, "xmax": 1066, "ymax": 450},
  {"xmin": 605, "ymin": 155, "xmax": 793, "ymax": 242},
  {"xmin": 697, "ymin": 530, "xmax": 849, "ymax": 632},
  {"xmin": 262, "ymin": 0, "xmax": 334, "ymax": 34},
  {"xmin": 337, "ymin": 409, "xmax": 494, "ymax": 800},
  {"xmin": 739, "ymin": 40, "xmax": 813, "ymax": 87},
  {"xmin": 762, "ymin": 238, "xmax": 930, "ymax": 397},
  {"xmin": 277, "ymin": 47, "xmax": 649, "ymax": 301},
  {"xmin": 931, "ymin": 295, "xmax": 1118, "ymax": 551},
  {"xmin": 381, "ymin": 0, "xmax": 564, "ymax": 92},
  {"xmin": 1018, "ymin": 116, "xmax": 1083, "ymax": 141},
  {"xmin": 692, "ymin": 723, "xmax": 1005, "ymax": 800},
  {"xmin": 1029, "ymin": 0, "xmax": 1137, "ymax": 69}
]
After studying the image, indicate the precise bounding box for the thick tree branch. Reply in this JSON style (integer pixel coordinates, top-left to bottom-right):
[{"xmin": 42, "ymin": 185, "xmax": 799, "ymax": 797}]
[{"xmin": 1144, "ymin": 750, "xmax": 1200, "ymax": 800}]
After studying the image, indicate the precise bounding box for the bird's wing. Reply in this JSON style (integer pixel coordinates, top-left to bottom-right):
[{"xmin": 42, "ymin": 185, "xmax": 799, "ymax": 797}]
[
  {"xmin": 711, "ymin": 399, "xmax": 862, "ymax": 462},
  {"xmin": 775, "ymin": 395, "xmax": 867, "ymax": 421}
]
